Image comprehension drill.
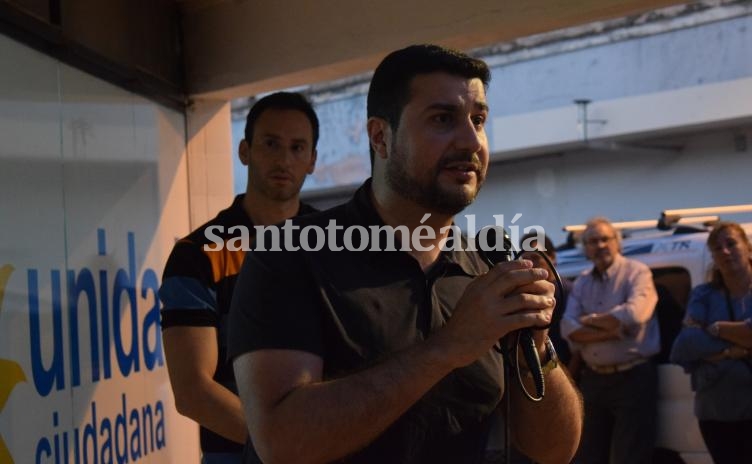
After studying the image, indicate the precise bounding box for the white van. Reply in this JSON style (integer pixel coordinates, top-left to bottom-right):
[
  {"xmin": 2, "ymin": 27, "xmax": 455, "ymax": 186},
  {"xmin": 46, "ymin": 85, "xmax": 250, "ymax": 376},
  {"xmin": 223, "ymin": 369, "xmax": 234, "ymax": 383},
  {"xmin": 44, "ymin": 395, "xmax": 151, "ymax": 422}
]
[{"xmin": 555, "ymin": 205, "xmax": 752, "ymax": 464}]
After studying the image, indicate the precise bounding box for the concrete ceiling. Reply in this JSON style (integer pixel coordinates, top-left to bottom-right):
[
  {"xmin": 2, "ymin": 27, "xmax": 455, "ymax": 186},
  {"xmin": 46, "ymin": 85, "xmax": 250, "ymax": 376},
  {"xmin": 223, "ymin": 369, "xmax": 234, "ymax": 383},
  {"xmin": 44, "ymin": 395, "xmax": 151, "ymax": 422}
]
[{"xmin": 181, "ymin": 0, "xmax": 688, "ymax": 100}]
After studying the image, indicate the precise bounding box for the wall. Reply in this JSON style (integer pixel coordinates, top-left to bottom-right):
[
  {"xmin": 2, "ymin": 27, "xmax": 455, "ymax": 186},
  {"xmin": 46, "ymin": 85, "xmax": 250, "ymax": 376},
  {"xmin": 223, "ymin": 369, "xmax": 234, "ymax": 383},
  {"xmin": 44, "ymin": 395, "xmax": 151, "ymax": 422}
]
[{"xmin": 465, "ymin": 126, "xmax": 752, "ymax": 245}]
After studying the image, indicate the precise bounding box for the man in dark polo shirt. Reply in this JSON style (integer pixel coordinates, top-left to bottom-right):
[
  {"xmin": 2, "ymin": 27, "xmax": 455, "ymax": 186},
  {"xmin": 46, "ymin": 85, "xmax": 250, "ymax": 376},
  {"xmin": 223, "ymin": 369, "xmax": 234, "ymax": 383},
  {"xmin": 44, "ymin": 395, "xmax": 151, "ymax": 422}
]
[
  {"xmin": 159, "ymin": 92, "xmax": 318, "ymax": 464},
  {"xmin": 228, "ymin": 45, "xmax": 582, "ymax": 464}
]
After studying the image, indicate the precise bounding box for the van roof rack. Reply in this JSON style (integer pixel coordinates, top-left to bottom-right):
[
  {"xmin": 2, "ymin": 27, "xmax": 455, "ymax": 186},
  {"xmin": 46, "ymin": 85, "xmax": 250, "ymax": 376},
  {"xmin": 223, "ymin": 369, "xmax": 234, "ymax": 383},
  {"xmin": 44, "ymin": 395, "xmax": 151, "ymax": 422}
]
[
  {"xmin": 560, "ymin": 203, "xmax": 752, "ymax": 249},
  {"xmin": 658, "ymin": 204, "xmax": 752, "ymax": 229},
  {"xmin": 563, "ymin": 215, "xmax": 719, "ymax": 235}
]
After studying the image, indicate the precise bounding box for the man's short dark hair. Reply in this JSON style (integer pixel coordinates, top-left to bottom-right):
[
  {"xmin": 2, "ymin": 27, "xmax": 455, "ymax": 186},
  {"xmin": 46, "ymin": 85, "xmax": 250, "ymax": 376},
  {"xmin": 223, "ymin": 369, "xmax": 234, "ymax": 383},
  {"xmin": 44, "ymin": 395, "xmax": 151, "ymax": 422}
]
[
  {"xmin": 244, "ymin": 91, "xmax": 320, "ymax": 149},
  {"xmin": 366, "ymin": 44, "xmax": 491, "ymax": 165}
]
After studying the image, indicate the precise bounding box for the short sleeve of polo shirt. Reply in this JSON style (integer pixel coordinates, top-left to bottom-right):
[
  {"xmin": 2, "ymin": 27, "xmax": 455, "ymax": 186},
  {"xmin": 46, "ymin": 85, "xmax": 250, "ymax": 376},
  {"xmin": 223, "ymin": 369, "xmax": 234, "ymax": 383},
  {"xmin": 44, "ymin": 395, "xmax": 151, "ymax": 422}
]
[
  {"xmin": 159, "ymin": 239, "xmax": 219, "ymax": 328},
  {"xmin": 227, "ymin": 245, "xmax": 324, "ymax": 360}
]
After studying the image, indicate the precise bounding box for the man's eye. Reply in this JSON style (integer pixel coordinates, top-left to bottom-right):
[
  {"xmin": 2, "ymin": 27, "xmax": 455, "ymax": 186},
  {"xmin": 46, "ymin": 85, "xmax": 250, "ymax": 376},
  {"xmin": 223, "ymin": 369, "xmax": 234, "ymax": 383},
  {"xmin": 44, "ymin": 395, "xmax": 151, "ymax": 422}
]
[
  {"xmin": 432, "ymin": 114, "xmax": 452, "ymax": 125},
  {"xmin": 264, "ymin": 139, "xmax": 279, "ymax": 149},
  {"xmin": 291, "ymin": 144, "xmax": 306, "ymax": 153},
  {"xmin": 472, "ymin": 115, "xmax": 487, "ymax": 128}
]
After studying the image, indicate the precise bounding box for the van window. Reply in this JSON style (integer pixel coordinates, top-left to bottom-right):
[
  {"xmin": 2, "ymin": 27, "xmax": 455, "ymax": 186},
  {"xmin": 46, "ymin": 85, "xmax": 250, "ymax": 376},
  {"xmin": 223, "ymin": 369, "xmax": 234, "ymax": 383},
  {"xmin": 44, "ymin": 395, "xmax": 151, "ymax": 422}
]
[{"xmin": 651, "ymin": 267, "xmax": 692, "ymax": 364}]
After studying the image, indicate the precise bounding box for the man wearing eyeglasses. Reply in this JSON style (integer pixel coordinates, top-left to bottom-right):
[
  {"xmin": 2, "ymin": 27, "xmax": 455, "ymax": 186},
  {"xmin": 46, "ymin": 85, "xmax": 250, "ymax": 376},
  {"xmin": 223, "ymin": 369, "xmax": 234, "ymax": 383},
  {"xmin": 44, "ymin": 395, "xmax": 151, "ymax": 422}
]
[{"xmin": 561, "ymin": 217, "xmax": 660, "ymax": 464}]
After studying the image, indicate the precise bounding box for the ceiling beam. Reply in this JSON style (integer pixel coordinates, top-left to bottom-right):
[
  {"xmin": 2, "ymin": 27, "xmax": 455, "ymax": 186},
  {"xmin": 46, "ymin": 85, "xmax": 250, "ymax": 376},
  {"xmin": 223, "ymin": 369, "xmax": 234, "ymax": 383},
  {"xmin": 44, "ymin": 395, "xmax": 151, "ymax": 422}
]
[{"xmin": 181, "ymin": 0, "xmax": 688, "ymax": 100}]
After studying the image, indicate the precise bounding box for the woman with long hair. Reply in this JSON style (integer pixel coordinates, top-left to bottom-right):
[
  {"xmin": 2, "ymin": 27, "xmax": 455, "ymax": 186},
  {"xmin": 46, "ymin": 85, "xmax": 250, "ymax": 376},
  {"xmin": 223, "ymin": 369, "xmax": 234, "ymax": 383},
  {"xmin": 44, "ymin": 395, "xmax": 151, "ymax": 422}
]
[{"xmin": 670, "ymin": 221, "xmax": 752, "ymax": 463}]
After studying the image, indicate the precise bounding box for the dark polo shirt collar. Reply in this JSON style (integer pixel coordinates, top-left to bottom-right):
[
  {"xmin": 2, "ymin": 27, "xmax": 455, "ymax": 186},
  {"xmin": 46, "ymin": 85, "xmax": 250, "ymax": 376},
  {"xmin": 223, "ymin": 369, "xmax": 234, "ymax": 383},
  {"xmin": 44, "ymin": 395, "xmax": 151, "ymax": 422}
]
[
  {"xmin": 347, "ymin": 178, "xmax": 487, "ymax": 278},
  {"xmin": 222, "ymin": 193, "xmax": 318, "ymax": 227}
]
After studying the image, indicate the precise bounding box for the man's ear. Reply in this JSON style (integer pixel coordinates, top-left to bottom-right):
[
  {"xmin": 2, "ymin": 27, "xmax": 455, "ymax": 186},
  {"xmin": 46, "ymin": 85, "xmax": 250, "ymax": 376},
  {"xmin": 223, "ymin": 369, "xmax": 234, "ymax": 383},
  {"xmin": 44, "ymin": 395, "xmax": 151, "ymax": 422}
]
[
  {"xmin": 238, "ymin": 139, "xmax": 250, "ymax": 166},
  {"xmin": 367, "ymin": 117, "xmax": 390, "ymax": 160},
  {"xmin": 307, "ymin": 149, "xmax": 317, "ymax": 175}
]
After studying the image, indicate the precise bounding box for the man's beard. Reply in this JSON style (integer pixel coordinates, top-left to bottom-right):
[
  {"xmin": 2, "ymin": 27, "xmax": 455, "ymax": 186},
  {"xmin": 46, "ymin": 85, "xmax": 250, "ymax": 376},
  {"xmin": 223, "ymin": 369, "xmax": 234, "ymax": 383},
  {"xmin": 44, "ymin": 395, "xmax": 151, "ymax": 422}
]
[{"xmin": 385, "ymin": 141, "xmax": 484, "ymax": 215}]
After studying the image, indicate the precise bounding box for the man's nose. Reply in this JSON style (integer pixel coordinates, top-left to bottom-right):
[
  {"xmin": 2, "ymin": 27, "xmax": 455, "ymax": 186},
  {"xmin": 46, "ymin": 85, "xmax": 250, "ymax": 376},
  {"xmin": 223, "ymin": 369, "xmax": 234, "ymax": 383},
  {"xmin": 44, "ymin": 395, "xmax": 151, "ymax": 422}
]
[
  {"xmin": 275, "ymin": 147, "xmax": 296, "ymax": 165},
  {"xmin": 455, "ymin": 118, "xmax": 484, "ymax": 153}
]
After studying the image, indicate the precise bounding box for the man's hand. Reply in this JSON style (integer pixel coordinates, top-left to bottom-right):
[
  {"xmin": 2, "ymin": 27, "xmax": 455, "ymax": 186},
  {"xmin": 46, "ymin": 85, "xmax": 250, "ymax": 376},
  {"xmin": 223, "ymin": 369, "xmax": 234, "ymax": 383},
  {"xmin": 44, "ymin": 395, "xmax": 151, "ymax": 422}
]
[
  {"xmin": 579, "ymin": 312, "xmax": 620, "ymax": 331},
  {"xmin": 568, "ymin": 313, "xmax": 622, "ymax": 344},
  {"xmin": 430, "ymin": 259, "xmax": 555, "ymax": 369}
]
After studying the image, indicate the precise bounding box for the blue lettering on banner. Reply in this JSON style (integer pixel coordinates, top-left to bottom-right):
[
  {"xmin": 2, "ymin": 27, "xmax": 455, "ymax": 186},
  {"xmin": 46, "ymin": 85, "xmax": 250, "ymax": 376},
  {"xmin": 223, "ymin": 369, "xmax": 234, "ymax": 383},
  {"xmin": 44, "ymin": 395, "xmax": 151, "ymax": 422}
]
[
  {"xmin": 35, "ymin": 395, "xmax": 166, "ymax": 464},
  {"xmin": 28, "ymin": 270, "xmax": 65, "ymax": 396},
  {"xmin": 0, "ymin": 229, "xmax": 175, "ymax": 463},
  {"xmin": 27, "ymin": 230, "xmax": 164, "ymax": 395}
]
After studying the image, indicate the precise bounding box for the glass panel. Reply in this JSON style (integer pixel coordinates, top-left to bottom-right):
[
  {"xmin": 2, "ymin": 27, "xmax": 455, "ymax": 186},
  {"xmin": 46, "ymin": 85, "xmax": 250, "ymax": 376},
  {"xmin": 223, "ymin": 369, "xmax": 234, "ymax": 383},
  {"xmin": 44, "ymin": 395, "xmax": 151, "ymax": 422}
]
[
  {"xmin": 0, "ymin": 33, "xmax": 198, "ymax": 463},
  {"xmin": 0, "ymin": 33, "xmax": 68, "ymax": 460}
]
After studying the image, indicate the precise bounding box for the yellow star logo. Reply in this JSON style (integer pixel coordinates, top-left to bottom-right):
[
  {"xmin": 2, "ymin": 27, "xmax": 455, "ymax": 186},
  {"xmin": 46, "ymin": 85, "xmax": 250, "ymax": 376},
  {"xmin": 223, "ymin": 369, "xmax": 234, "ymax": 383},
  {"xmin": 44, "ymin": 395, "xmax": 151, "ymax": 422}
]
[{"xmin": 0, "ymin": 264, "xmax": 24, "ymax": 464}]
